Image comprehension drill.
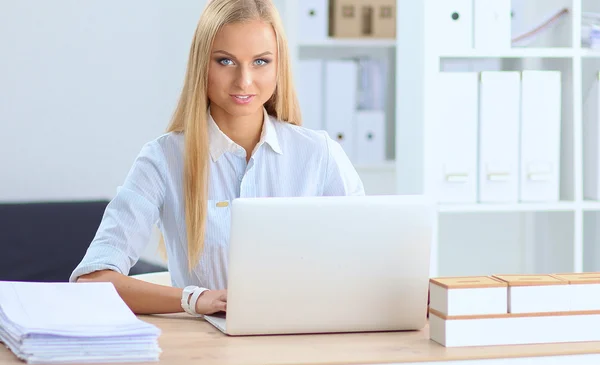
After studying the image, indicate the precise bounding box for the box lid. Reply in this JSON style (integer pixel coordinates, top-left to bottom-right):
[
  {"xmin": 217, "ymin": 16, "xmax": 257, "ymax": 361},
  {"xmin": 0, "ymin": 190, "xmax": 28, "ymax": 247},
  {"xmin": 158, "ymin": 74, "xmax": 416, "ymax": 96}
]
[
  {"xmin": 429, "ymin": 276, "xmax": 506, "ymax": 289},
  {"xmin": 551, "ymin": 272, "xmax": 600, "ymax": 284},
  {"xmin": 492, "ymin": 274, "xmax": 568, "ymax": 287}
]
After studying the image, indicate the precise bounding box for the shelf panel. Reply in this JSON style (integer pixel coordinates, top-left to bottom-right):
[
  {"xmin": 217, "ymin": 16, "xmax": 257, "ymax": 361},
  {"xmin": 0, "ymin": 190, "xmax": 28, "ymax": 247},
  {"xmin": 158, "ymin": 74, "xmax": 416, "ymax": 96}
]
[
  {"xmin": 438, "ymin": 202, "xmax": 577, "ymax": 213},
  {"xmin": 353, "ymin": 161, "xmax": 396, "ymax": 171},
  {"xmin": 582, "ymin": 202, "xmax": 600, "ymax": 211},
  {"xmin": 581, "ymin": 49, "xmax": 600, "ymax": 58},
  {"xmin": 299, "ymin": 38, "xmax": 396, "ymax": 48},
  {"xmin": 439, "ymin": 48, "xmax": 576, "ymax": 59}
]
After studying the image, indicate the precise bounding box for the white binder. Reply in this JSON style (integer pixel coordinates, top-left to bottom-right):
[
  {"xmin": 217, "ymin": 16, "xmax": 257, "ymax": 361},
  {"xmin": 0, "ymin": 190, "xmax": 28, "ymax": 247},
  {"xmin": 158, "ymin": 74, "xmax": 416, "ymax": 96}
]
[
  {"xmin": 478, "ymin": 71, "xmax": 521, "ymax": 202},
  {"xmin": 355, "ymin": 110, "xmax": 386, "ymax": 164},
  {"xmin": 435, "ymin": 72, "xmax": 479, "ymax": 203},
  {"xmin": 583, "ymin": 72, "xmax": 600, "ymax": 200},
  {"xmin": 324, "ymin": 60, "xmax": 358, "ymax": 161},
  {"xmin": 428, "ymin": 0, "xmax": 473, "ymax": 52},
  {"xmin": 520, "ymin": 71, "xmax": 562, "ymax": 202},
  {"xmin": 473, "ymin": 0, "xmax": 511, "ymax": 50},
  {"xmin": 297, "ymin": 0, "xmax": 328, "ymax": 42},
  {"xmin": 297, "ymin": 59, "xmax": 324, "ymax": 131}
]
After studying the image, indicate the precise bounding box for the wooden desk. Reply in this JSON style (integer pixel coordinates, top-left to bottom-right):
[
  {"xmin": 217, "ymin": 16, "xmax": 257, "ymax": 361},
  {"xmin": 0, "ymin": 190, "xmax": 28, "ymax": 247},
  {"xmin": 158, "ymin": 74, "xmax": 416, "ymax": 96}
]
[{"xmin": 2, "ymin": 314, "xmax": 600, "ymax": 365}]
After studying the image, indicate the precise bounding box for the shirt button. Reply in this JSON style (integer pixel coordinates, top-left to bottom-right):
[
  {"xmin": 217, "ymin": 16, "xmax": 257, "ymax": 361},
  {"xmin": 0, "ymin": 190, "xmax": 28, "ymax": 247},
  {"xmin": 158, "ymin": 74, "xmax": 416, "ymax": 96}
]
[{"xmin": 238, "ymin": 175, "xmax": 243, "ymax": 182}]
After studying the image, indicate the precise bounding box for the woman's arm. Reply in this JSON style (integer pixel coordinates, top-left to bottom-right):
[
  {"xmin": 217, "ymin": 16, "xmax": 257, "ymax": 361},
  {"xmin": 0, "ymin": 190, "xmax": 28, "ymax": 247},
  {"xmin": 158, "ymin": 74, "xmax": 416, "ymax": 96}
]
[
  {"xmin": 70, "ymin": 141, "xmax": 168, "ymax": 283},
  {"xmin": 77, "ymin": 270, "xmax": 183, "ymax": 314},
  {"xmin": 70, "ymin": 140, "xmax": 225, "ymax": 315},
  {"xmin": 77, "ymin": 270, "xmax": 227, "ymax": 315}
]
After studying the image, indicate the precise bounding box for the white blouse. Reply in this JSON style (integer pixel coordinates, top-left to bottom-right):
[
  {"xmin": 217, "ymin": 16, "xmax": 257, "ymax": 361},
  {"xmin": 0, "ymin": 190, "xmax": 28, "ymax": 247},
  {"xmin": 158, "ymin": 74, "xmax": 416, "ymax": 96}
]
[{"xmin": 70, "ymin": 108, "xmax": 365, "ymax": 289}]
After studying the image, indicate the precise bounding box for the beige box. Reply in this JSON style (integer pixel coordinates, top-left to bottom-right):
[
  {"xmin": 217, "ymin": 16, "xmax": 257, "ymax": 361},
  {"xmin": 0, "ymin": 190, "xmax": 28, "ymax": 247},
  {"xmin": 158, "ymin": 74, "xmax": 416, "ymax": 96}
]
[
  {"xmin": 371, "ymin": 0, "xmax": 396, "ymax": 38},
  {"xmin": 329, "ymin": 0, "xmax": 396, "ymax": 39},
  {"xmin": 493, "ymin": 274, "xmax": 570, "ymax": 314},
  {"xmin": 329, "ymin": 0, "xmax": 362, "ymax": 38},
  {"xmin": 429, "ymin": 276, "xmax": 507, "ymax": 317}
]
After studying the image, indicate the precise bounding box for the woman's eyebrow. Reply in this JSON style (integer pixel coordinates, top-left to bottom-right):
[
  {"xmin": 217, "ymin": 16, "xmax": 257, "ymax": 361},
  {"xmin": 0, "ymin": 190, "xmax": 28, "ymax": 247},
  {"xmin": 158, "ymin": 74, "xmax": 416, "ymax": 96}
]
[{"xmin": 212, "ymin": 50, "xmax": 273, "ymax": 58}]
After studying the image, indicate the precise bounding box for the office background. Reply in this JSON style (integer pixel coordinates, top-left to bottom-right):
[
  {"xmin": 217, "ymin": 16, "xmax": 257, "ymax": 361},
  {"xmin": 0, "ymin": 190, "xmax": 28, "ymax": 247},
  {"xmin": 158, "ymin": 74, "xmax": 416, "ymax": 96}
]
[{"xmin": 2, "ymin": 0, "xmax": 600, "ymax": 280}]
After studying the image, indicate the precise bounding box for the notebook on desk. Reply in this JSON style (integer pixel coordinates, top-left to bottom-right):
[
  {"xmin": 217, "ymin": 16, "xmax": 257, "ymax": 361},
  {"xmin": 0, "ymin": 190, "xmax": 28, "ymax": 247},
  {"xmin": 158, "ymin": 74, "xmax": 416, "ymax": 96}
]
[{"xmin": 204, "ymin": 195, "xmax": 434, "ymax": 336}]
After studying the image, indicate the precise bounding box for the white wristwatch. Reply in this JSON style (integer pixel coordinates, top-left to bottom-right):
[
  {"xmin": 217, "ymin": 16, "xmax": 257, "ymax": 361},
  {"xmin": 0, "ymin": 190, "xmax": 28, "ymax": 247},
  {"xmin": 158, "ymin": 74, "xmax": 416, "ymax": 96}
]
[{"xmin": 181, "ymin": 285, "xmax": 209, "ymax": 317}]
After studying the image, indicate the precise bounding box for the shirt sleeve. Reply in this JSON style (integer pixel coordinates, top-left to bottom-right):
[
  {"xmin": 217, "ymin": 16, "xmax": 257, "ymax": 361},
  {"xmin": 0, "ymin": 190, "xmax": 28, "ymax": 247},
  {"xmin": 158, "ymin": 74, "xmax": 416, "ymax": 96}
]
[
  {"xmin": 69, "ymin": 140, "xmax": 167, "ymax": 282},
  {"xmin": 321, "ymin": 133, "xmax": 366, "ymax": 196}
]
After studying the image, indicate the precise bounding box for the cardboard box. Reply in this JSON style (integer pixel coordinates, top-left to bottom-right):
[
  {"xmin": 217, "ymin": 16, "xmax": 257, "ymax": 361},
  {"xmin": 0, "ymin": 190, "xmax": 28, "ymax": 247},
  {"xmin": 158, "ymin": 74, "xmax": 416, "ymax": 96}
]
[
  {"xmin": 329, "ymin": 0, "xmax": 362, "ymax": 38},
  {"xmin": 372, "ymin": 0, "xmax": 396, "ymax": 38},
  {"xmin": 429, "ymin": 276, "xmax": 507, "ymax": 317},
  {"xmin": 329, "ymin": 0, "xmax": 396, "ymax": 38}
]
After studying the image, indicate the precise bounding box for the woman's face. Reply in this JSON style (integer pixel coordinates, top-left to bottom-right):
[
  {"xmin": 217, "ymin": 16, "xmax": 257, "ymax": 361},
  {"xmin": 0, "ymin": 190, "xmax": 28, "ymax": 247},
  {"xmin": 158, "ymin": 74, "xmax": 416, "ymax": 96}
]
[{"xmin": 207, "ymin": 20, "xmax": 278, "ymax": 119}]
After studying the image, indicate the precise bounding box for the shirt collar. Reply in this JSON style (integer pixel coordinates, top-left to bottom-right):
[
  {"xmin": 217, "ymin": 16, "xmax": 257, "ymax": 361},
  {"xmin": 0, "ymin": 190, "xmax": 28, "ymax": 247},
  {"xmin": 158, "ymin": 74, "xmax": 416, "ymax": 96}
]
[{"xmin": 207, "ymin": 107, "xmax": 282, "ymax": 162}]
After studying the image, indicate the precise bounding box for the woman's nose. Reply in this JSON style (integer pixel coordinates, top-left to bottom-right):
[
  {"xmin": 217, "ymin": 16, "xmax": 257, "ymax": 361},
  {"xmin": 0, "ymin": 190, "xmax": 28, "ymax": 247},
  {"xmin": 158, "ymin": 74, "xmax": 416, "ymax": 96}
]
[{"xmin": 234, "ymin": 67, "xmax": 252, "ymax": 89}]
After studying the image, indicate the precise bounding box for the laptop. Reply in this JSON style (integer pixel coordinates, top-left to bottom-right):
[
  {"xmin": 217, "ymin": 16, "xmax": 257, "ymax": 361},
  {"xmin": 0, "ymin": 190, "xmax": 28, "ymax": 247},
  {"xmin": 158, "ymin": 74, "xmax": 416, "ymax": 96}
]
[{"xmin": 204, "ymin": 194, "xmax": 435, "ymax": 336}]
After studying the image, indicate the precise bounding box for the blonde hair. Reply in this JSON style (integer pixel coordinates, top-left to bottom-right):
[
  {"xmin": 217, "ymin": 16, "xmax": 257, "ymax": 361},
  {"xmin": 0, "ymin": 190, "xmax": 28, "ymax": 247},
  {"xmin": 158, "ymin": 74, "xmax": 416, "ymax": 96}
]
[{"xmin": 163, "ymin": 0, "xmax": 301, "ymax": 271}]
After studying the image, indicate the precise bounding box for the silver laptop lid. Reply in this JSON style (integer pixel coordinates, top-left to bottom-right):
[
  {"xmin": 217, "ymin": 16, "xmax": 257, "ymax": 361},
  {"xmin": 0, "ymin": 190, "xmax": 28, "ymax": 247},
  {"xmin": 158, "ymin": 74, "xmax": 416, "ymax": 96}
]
[{"xmin": 223, "ymin": 195, "xmax": 434, "ymax": 335}]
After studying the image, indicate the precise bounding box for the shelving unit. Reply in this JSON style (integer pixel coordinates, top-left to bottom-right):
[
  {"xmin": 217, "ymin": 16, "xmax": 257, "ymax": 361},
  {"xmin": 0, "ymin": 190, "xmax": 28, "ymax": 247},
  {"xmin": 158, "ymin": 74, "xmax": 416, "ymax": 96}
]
[
  {"xmin": 278, "ymin": 0, "xmax": 600, "ymax": 277},
  {"xmin": 396, "ymin": 0, "xmax": 600, "ymax": 277},
  {"xmin": 277, "ymin": 0, "xmax": 398, "ymax": 195}
]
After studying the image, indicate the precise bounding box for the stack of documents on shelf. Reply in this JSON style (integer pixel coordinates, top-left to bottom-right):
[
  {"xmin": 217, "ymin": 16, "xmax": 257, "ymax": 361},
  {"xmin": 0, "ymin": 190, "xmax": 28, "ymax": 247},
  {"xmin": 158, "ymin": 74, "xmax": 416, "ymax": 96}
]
[
  {"xmin": 429, "ymin": 273, "xmax": 600, "ymax": 347},
  {"xmin": 0, "ymin": 281, "xmax": 161, "ymax": 363}
]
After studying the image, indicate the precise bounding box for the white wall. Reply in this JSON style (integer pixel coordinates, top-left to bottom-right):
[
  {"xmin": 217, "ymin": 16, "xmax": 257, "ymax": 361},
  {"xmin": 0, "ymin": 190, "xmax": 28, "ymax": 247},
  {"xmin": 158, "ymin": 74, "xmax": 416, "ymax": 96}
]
[{"xmin": 0, "ymin": 0, "xmax": 207, "ymax": 202}]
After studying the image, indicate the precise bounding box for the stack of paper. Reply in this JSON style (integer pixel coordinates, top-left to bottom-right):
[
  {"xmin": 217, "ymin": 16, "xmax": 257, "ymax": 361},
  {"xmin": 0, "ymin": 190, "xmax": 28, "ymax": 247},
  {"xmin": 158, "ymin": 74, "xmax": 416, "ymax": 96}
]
[{"xmin": 0, "ymin": 281, "xmax": 161, "ymax": 363}]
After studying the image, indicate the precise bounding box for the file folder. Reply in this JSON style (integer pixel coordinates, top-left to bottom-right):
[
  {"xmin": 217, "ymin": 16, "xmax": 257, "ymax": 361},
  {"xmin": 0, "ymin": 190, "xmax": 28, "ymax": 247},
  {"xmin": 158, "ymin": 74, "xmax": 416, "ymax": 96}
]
[
  {"xmin": 428, "ymin": 0, "xmax": 473, "ymax": 52},
  {"xmin": 355, "ymin": 110, "xmax": 385, "ymax": 164},
  {"xmin": 473, "ymin": 0, "xmax": 511, "ymax": 50},
  {"xmin": 324, "ymin": 60, "xmax": 358, "ymax": 161},
  {"xmin": 583, "ymin": 72, "xmax": 600, "ymax": 200},
  {"xmin": 520, "ymin": 71, "xmax": 562, "ymax": 202},
  {"xmin": 478, "ymin": 71, "xmax": 520, "ymax": 202},
  {"xmin": 435, "ymin": 72, "xmax": 479, "ymax": 203},
  {"xmin": 297, "ymin": 59, "xmax": 324, "ymax": 131},
  {"xmin": 298, "ymin": 0, "xmax": 328, "ymax": 42}
]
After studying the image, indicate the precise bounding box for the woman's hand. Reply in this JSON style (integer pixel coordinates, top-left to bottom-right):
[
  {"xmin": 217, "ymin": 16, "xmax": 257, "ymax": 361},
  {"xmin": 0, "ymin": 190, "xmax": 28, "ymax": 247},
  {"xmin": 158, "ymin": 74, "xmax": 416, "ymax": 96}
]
[{"xmin": 195, "ymin": 289, "xmax": 227, "ymax": 315}]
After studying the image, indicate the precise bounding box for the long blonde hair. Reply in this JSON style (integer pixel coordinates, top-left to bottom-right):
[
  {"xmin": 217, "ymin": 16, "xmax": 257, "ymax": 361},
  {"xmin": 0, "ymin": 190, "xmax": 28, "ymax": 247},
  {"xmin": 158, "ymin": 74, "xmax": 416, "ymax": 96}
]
[{"xmin": 164, "ymin": 0, "xmax": 301, "ymax": 271}]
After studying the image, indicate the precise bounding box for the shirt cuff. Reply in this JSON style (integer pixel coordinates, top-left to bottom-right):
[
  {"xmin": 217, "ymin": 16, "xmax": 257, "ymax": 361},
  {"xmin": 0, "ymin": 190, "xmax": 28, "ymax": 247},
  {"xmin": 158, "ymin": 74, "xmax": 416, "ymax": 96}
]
[{"xmin": 69, "ymin": 244, "xmax": 132, "ymax": 282}]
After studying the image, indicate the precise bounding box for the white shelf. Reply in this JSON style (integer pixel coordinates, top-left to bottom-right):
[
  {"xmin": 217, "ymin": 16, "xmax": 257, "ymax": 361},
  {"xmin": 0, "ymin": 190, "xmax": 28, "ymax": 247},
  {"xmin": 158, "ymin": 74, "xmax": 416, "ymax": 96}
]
[
  {"xmin": 581, "ymin": 49, "xmax": 600, "ymax": 58},
  {"xmin": 439, "ymin": 47, "xmax": 576, "ymax": 59},
  {"xmin": 582, "ymin": 202, "xmax": 600, "ymax": 211},
  {"xmin": 353, "ymin": 161, "xmax": 396, "ymax": 171},
  {"xmin": 299, "ymin": 38, "xmax": 395, "ymax": 48},
  {"xmin": 438, "ymin": 202, "xmax": 577, "ymax": 213}
]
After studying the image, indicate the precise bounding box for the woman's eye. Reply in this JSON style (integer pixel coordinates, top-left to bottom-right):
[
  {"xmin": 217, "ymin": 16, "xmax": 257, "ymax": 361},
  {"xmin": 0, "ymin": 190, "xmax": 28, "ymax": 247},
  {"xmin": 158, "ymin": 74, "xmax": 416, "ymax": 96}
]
[
  {"xmin": 218, "ymin": 58, "xmax": 234, "ymax": 66},
  {"xmin": 254, "ymin": 59, "xmax": 270, "ymax": 66}
]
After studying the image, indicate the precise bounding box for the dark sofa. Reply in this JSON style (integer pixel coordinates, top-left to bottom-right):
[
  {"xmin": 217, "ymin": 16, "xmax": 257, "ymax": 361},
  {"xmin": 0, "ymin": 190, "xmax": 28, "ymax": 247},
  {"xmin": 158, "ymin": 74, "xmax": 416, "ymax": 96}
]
[{"xmin": 0, "ymin": 201, "xmax": 166, "ymax": 282}]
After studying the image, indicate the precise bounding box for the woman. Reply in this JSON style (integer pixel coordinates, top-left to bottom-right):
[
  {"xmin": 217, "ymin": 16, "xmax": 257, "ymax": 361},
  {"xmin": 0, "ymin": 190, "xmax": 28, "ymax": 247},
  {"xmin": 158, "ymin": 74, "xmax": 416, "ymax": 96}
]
[{"xmin": 71, "ymin": 0, "xmax": 364, "ymax": 316}]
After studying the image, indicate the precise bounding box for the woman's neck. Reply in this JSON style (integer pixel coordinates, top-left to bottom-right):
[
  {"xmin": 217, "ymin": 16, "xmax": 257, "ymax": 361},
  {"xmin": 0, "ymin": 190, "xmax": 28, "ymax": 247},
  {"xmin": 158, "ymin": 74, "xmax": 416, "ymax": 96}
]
[{"xmin": 211, "ymin": 106, "xmax": 264, "ymax": 162}]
